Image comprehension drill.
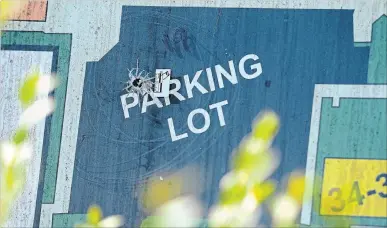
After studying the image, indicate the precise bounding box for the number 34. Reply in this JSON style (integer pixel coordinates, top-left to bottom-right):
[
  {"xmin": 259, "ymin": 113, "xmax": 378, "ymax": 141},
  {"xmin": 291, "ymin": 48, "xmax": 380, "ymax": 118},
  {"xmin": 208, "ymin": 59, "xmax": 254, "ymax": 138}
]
[{"xmin": 327, "ymin": 173, "xmax": 387, "ymax": 212}]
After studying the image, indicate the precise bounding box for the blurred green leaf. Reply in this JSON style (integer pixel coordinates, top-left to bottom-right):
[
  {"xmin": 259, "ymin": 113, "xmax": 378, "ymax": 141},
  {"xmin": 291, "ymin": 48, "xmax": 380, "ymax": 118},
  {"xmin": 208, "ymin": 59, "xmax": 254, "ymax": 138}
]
[
  {"xmin": 140, "ymin": 216, "xmax": 162, "ymax": 228},
  {"xmin": 86, "ymin": 205, "xmax": 102, "ymax": 225},
  {"xmin": 0, "ymin": 160, "xmax": 28, "ymax": 225},
  {"xmin": 12, "ymin": 127, "xmax": 28, "ymax": 145},
  {"xmin": 232, "ymin": 147, "xmax": 272, "ymax": 178},
  {"xmin": 252, "ymin": 180, "xmax": 276, "ymax": 203},
  {"xmin": 232, "ymin": 143, "xmax": 267, "ymax": 172},
  {"xmin": 76, "ymin": 205, "xmax": 123, "ymax": 228},
  {"xmin": 18, "ymin": 70, "xmax": 40, "ymax": 107},
  {"xmin": 219, "ymin": 172, "xmax": 248, "ymax": 205},
  {"xmin": 287, "ymin": 171, "xmax": 306, "ymax": 204},
  {"xmin": 251, "ymin": 111, "xmax": 279, "ymax": 142},
  {"xmin": 141, "ymin": 175, "xmax": 183, "ymax": 213}
]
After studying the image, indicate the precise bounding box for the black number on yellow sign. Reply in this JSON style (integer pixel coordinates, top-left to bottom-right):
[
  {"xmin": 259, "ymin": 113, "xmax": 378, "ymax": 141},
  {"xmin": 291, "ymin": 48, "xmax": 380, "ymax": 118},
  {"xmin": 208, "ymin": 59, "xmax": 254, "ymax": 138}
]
[
  {"xmin": 376, "ymin": 173, "xmax": 387, "ymax": 198},
  {"xmin": 348, "ymin": 181, "xmax": 365, "ymax": 205},
  {"xmin": 328, "ymin": 188, "xmax": 345, "ymax": 212},
  {"xmin": 328, "ymin": 181, "xmax": 365, "ymax": 212}
]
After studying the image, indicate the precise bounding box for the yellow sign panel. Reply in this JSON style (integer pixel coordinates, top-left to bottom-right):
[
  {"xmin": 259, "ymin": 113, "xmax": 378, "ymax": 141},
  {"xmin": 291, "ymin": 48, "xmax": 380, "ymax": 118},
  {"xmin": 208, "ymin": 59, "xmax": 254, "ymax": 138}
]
[{"xmin": 320, "ymin": 158, "xmax": 387, "ymax": 217}]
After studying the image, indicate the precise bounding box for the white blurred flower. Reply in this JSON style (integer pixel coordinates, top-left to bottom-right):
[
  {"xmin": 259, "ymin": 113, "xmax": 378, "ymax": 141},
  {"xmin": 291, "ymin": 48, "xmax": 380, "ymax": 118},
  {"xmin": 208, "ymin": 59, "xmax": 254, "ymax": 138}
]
[
  {"xmin": 0, "ymin": 142, "xmax": 17, "ymax": 166},
  {"xmin": 208, "ymin": 204, "xmax": 260, "ymax": 228},
  {"xmin": 241, "ymin": 193, "xmax": 258, "ymax": 212},
  {"xmin": 0, "ymin": 141, "xmax": 32, "ymax": 166},
  {"xmin": 155, "ymin": 195, "xmax": 203, "ymax": 227},
  {"xmin": 76, "ymin": 205, "xmax": 124, "ymax": 228},
  {"xmin": 220, "ymin": 171, "xmax": 248, "ymax": 191},
  {"xmin": 251, "ymin": 149, "xmax": 280, "ymax": 183},
  {"xmin": 36, "ymin": 75, "xmax": 58, "ymax": 95},
  {"xmin": 19, "ymin": 98, "xmax": 55, "ymax": 127},
  {"xmin": 271, "ymin": 194, "xmax": 300, "ymax": 227},
  {"xmin": 243, "ymin": 138, "xmax": 268, "ymax": 154},
  {"xmin": 0, "ymin": 140, "xmax": 31, "ymax": 225},
  {"xmin": 97, "ymin": 215, "xmax": 124, "ymax": 228},
  {"xmin": 17, "ymin": 143, "xmax": 32, "ymax": 163}
]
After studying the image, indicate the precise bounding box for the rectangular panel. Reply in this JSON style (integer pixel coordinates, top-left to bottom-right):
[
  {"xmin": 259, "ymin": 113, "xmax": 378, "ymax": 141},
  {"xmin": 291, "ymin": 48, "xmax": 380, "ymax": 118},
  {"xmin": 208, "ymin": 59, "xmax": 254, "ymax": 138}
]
[{"xmin": 320, "ymin": 158, "xmax": 387, "ymax": 217}]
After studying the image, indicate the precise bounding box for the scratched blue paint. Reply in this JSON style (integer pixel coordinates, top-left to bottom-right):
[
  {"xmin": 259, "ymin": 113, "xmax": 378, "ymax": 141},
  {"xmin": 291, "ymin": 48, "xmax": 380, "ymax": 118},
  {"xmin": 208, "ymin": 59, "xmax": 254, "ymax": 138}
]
[{"xmin": 69, "ymin": 7, "xmax": 369, "ymax": 226}]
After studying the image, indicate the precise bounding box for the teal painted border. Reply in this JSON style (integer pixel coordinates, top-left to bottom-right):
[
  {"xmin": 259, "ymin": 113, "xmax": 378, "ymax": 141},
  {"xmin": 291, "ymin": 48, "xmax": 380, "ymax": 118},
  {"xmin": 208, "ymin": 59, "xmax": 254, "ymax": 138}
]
[
  {"xmin": 367, "ymin": 15, "xmax": 387, "ymax": 84},
  {"xmin": 1, "ymin": 31, "xmax": 72, "ymax": 204},
  {"xmin": 52, "ymin": 213, "xmax": 86, "ymax": 227}
]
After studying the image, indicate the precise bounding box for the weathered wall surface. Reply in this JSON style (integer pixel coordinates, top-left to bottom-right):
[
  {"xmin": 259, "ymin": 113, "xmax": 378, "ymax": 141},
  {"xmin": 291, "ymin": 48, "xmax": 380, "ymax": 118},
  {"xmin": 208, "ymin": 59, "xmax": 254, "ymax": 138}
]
[{"xmin": 1, "ymin": 1, "xmax": 386, "ymax": 227}]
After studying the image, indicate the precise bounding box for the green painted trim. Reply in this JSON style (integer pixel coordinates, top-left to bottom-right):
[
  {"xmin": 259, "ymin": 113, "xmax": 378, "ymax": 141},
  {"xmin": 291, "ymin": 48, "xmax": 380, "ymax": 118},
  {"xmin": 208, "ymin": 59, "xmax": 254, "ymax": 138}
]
[
  {"xmin": 367, "ymin": 15, "xmax": 387, "ymax": 84},
  {"xmin": 52, "ymin": 213, "xmax": 86, "ymax": 227},
  {"xmin": 1, "ymin": 31, "xmax": 72, "ymax": 203}
]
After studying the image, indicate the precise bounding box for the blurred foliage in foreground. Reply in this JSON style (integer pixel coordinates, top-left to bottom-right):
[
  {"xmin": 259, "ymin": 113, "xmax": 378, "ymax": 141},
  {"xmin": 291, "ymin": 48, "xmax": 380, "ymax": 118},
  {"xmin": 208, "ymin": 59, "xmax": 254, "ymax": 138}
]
[
  {"xmin": 75, "ymin": 205, "xmax": 123, "ymax": 228},
  {"xmin": 139, "ymin": 111, "xmax": 353, "ymax": 228},
  {"xmin": 0, "ymin": 69, "xmax": 57, "ymax": 225},
  {"xmin": 140, "ymin": 111, "xmax": 307, "ymax": 227}
]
